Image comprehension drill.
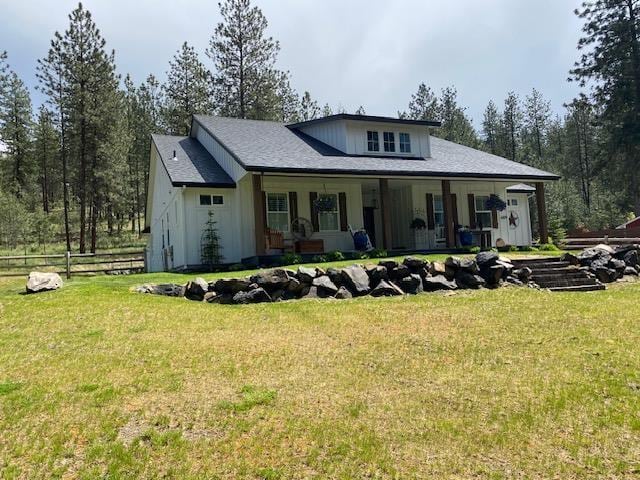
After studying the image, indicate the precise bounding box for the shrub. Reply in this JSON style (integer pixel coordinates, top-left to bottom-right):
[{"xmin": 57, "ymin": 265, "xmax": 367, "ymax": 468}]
[
  {"xmin": 368, "ymin": 248, "xmax": 387, "ymax": 259},
  {"xmin": 280, "ymin": 253, "xmax": 302, "ymax": 266},
  {"xmin": 538, "ymin": 243, "xmax": 560, "ymax": 251},
  {"xmin": 354, "ymin": 251, "xmax": 370, "ymax": 260},
  {"xmin": 311, "ymin": 255, "xmax": 327, "ymax": 263},
  {"xmin": 325, "ymin": 250, "xmax": 345, "ymax": 262},
  {"xmin": 229, "ymin": 263, "xmax": 247, "ymax": 271},
  {"xmin": 497, "ymin": 245, "xmax": 518, "ymax": 252},
  {"xmin": 468, "ymin": 246, "xmax": 481, "ymax": 254}
]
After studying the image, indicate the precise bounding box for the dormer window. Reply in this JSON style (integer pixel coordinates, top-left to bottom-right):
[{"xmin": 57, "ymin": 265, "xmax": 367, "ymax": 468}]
[
  {"xmin": 383, "ymin": 132, "xmax": 395, "ymax": 152},
  {"xmin": 367, "ymin": 131, "xmax": 379, "ymax": 151},
  {"xmin": 399, "ymin": 133, "xmax": 411, "ymax": 153}
]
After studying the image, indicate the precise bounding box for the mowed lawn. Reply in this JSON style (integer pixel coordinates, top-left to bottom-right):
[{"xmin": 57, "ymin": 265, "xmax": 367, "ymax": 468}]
[{"xmin": 1, "ymin": 255, "xmax": 640, "ymax": 479}]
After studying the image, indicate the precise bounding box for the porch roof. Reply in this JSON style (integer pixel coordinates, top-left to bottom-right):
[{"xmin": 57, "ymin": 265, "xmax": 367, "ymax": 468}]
[
  {"xmin": 192, "ymin": 115, "xmax": 560, "ymax": 182},
  {"xmin": 151, "ymin": 134, "xmax": 236, "ymax": 188}
]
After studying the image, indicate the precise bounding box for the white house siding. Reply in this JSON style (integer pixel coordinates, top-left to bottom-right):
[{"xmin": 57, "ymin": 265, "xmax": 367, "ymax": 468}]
[
  {"xmin": 297, "ymin": 120, "xmax": 347, "ymax": 152},
  {"xmin": 192, "ymin": 121, "xmax": 247, "ymax": 182},
  {"xmin": 344, "ymin": 121, "xmax": 431, "ymax": 157}
]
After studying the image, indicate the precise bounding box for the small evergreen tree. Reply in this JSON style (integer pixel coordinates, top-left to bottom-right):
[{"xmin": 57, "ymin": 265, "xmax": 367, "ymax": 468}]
[
  {"xmin": 299, "ymin": 91, "xmax": 320, "ymax": 121},
  {"xmin": 201, "ymin": 210, "xmax": 223, "ymax": 267}
]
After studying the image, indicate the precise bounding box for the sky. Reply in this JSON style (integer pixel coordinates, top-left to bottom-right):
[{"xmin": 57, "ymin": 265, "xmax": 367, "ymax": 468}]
[{"xmin": 1, "ymin": 0, "xmax": 584, "ymax": 127}]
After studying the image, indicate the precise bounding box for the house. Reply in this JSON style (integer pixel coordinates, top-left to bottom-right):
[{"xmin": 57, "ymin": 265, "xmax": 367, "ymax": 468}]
[
  {"xmin": 617, "ymin": 216, "xmax": 640, "ymax": 230},
  {"xmin": 144, "ymin": 114, "xmax": 559, "ymax": 271}
]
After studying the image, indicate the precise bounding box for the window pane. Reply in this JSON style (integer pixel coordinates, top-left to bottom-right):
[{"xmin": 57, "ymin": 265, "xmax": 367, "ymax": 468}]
[
  {"xmin": 367, "ymin": 131, "xmax": 379, "ymax": 151},
  {"xmin": 319, "ymin": 212, "xmax": 339, "ymax": 231},
  {"xmin": 510, "ymin": 198, "xmax": 518, "ymax": 206},
  {"xmin": 476, "ymin": 212, "xmax": 492, "ymax": 228},
  {"xmin": 399, "ymin": 132, "xmax": 411, "ymax": 152},
  {"xmin": 267, "ymin": 193, "xmax": 288, "ymax": 212},
  {"xmin": 433, "ymin": 195, "xmax": 443, "ymax": 212},
  {"xmin": 211, "ymin": 195, "xmax": 224, "ymax": 205},
  {"xmin": 475, "ymin": 196, "xmax": 489, "ymax": 211},
  {"xmin": 383, "ymin": 132, "xmax": 395, "ymax": 152},
  {"xmin": 199, "ymin": 195, "xmax": 211, "ymax": 206},
  {"xmin": 268, "ymin": 212, "xmax": 289, "ymax": 232}
]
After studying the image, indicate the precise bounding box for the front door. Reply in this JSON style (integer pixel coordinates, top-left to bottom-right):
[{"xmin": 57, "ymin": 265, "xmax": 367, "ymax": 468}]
[
  {"xmin": 505, "ymin": 196, "xmax": 529, "ymax": 246},
  {"xmin": 363, "ymin": 207, "xmax": 377, "ymax": 248}
]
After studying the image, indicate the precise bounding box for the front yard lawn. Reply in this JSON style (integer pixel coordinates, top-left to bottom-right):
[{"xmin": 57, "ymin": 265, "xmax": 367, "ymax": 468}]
[{"xmin": 1, "ymin": 253, "xmax": 639, "ymax": 478}]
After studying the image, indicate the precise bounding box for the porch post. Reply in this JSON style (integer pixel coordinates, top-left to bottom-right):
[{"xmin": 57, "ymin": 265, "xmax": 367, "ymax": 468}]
[
  {"xmin": 379, "ymin": 178, "xmax": 393, "ymax": 250},
  {"xmin": 253, "ymin": 174, "xmax": 266, "ymax": 255},
  {"xmin": 442, "ymin": 180, "xmax": 455, "ymax": 248},
  {"xmin": 535, "ymin": 182, "xmax": 549, "ymax": 244}
]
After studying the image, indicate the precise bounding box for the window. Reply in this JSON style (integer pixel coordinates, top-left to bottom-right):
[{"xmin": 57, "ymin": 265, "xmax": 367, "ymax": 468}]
[
  {"xmin": 507, "ymin": 198, "xmax": 518, "ymax": 206},
  {"xmin": 267, "ymin": 193, "xmax": 289, "ymax": 232},
  {"xmin": 367, "ymin": 131, "xmax": 379, "ymax": 151},
  {"xmin": 433, "ymin": 194, "xmax": 445, "ymax": 240},
  {"xmin": 199, "ymin": 194, "xmax": 224, "ymax": 206},
  {"xmin": 318, "ymin": 193, "xmax": 339, "ymax": 231},
  {"xmin": 475, "ymin": 195, "xmax": 492, "ymax": 229},
  {"xmin": 399, "ymin": 132, "xmax": 411, "ymax": 153},
  {"xmin": 383, "ymin": 132, "xmax": 395, "ymax": 152}
]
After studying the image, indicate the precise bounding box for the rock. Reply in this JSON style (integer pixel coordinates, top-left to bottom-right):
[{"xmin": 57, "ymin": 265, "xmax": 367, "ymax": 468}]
[
  {"xmin": 388, "ymin": 264, "xmax": 411, "ymax": 281},
  {"xmin": 608, "ymin": 258, "xmax": 626, "ymax": 279},
  {"xmin": 208, "ymin": 292, "xmax": 235, "ymax": 304},
  {"xmin": 423, "ymin": 275, "xmax": 457, "ymax": 291},
  {"xmin": 365, "ymin": 264, "xmax": 388, "ymax": 287},
  {"xmin": 287, "ymin": 277, "xmax": 304, "ymax": 293},
  {"xmin": 184, "ymin": 277, "xmax": 208, "ymax": 301},
  {"xmin": 341, "ymin": 265, "xmax": 371, "ymax": 296},
  {"xmin": 152, "ymin": 283, "xmax": 185, "ymax": 297},
  {"xmin": 445, "ymin": 256, "xmax": 461, "ymax": 270},
  {"xmin": 594, "ymin": 267, "xmax": 617, "ymax": 283},
  {"xmin": 623, "ymin": 249, "xmax": 639, "ymax": 268},
  {"xmin": 312, "ymin": 275, "xmax": 339, "ymax": 295},
  {"xmin": 135, "ymin": 284, "xmax": 155, "ymax": 294},
  {"xmin": 334, "ymin": 286, "xmax": 353, "ymax": 300},
  {"xmin": 459, "ymin": 258, "xmax": 479, "ymax": 274},
  {"xmin": 624, "ymin": 266, "xmax": 639, "ymax": 276},
  {"xmin": 403, "ymin": 256, "xmax": 427, "ymax": 272},
  {"xmin": 370, "ymin": 279, "xmax": 404, "ymax": 297},
  {"xmin": 397, "ymin": 274, "xmax": 423, "ymax": 294},
  {"xmin": 481, "ymin": 264, "xmax": 505, "ymax": 286},
  {"xmin": 578, "ymin": 247, "xmax": 612, "ymax": 267},
  {"xmin": 297, "ymin": 266, "xmax": 317, "ymax": 283},
  {"xmin": 513, "ymin": 267, "xmax": 532, "ymax": 282},
  {"xmin": 560, "ymin": 252, "xmax": 580, "ymax": 266},
  {"xmin": 505, "ymin": 276, "xmax": 524, "ymax": 286},
  {"xmin": 203, "ymin": 291, "xmax": 218, "ymax": 303},
  {"xmin": 378, "ymin": 259, "xmax": 399, "ymax": 270},
  {"xmin": 594, "ymin": 243, "xmax": 615, "ymax": 254},
  {"xmin": 26, "ymin": 272, "xmax": 63, "ymax": 294},
  {"xmin": 302, "ymin": 285, "xmax": 319, "ymax": 299},
  {"xmin": 475, "ymin": 251, "xmax": 499, "ymax": 268},
  {"xmin": 613, "ymin": 244, "xmax": 638, "ymax": 257},
  {"xmin": 429, "ymin": 261, "xmax": 446, "ymax": 276},
  {"xmin": 233, "ymin": 287, "xmax": 272, "ymax": 304},
  {"xmin": 212, "ymin": 277, "xmax": 251, "ymax": 294},
  {"xmin": 326, "ymin": 267, "xmax": 344, "ymax": 286},
  {"xmin": 455, "ymin": 270, "xmax": 485, "ymax": 289},
  {"xmin": 250, "ymin": 269, "xmax": 290, "ymax": 291}
]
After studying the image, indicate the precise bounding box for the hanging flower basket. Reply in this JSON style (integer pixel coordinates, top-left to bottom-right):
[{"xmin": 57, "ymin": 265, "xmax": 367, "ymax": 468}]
[
  {"xmin": 485, "ymin": 194, "xmax": 507, "ymax": 212},
  {"xmin": 314, "ymin": 195, "xmax": 336, "ymax": 212},
  {"xmin": 410, "ymin": 218, "xmax": 427, "ymax": 230}
]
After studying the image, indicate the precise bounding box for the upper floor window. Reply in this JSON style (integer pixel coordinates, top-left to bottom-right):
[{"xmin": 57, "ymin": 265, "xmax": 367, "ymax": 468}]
[
  {"xmin": 399, "ymin": 132, "xmax": 411, "ymax": 153},
  {"xmin": 266, "ymin": 192, "xmax": 289, "ymax": 232},
  {"xmin": 367, "ymin": 131, "xmax": 379, "ymax": 151},
  {"xmin": 383, "ymin": 132, "xmax": 395, "ymax": 152}
]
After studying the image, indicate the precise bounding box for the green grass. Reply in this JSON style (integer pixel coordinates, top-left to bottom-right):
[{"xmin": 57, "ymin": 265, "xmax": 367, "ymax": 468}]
[{"xmin": 1, "ymin": 252, "xmax": 639, "ymax": 478}]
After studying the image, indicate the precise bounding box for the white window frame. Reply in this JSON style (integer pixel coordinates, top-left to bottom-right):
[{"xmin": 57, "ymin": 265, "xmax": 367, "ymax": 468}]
[
  {"xmin": 383, "ymin": 131, "xmax": 395, "ymax": 152},
  {"xmin": 399, "ymin": 132, "xmax": 411, "ymax": 153},
  {"xmin": 474, "ymin": 195, "xmax": 492, "ymax": 230},
  {"xmin": 199, "ymin": 194, "xmax": 224, "ymax": 207},
  {"xmin": 367, "ymin": 131, "xmax": 380, "ymax": 152},
  {"xmin": 266, "ymin": 192, "xmax": 290, "ymax": 232},
  {"xmin": 317, "ymin": 193, "xmax": 340, "ymax": 232},
  {"xmin": 433, "ymin": 194, "xmax": 445, "ymax": 241}
]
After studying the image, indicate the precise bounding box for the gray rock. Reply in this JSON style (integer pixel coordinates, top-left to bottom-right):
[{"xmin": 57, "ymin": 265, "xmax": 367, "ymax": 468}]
[
  {"xmin": 26, "ymin": 272, "xmax": 63, "ymax": 294},
  {"xmin": 481, "ymin": 264, "xmax": 505, "ymax": 286},
  {"xmin": 513, "ymin": 267, "xmax": 532, "ymax": 282},
  {"xmin": 365, "ymin": 264, "xmax": 388, "ymax": 287},
  {"xmin": 403, "ymin": 256, "xmax": 427, "ymax": 272},
  {"xmin": 212, "ymin": 277, "xmax": 251, "ymax": 294},
  {"xmin": 459, "ymin": 258, "xmax": 479, "ymax": 274},
  {"xmin": 378, "ymin": 259, "xmax": 399, "ymax": 270},
  {"xmin": 475, "ymin": 251, "xmax": 499, "ymax": 268},
  {"xmin": 341, "ymin": 265, "xmax": 371, "ymax": 296},
  {"xmin": 312, "ymin": 275, "xmax": 339, "ymax": 295},
  {"xmin": 423, "ymin": 275, "xmax": 457, "ymax": 291},
  {"xmin": 233, "ymin": 287, "xmax": 272, "ymax": 304},
  {"xmin": 388, "ymin": 264, "xmax": 411, "ymax": 281},
  {"xmin": 297, "ymin": 266, "xmax": 317, "ymax": 283},
  {"xmin": 302, "ymin": 285, "xmax": 319, "ymax": 299},
  {"xmin": 208, "ymin": 292, "xmax": 235, "ymax": 304},
  {"xmin": 609, "ymin": 258, "xmax": 626, "ymax": 277},
  {"xmin": 445, "ymin": 256, "xmax": 461, "ymax": 270},
  {"xmin": 623, "ymin": 249, "xmax": 639, "ymax": 268},
  {"xmin": 397, "ymin": 274, "xmax": 423, "ymax": 294},
  {"xmin": 151, "ymin": 283, "xmax": 185, "ymax": 297},
  {"xmin": 250, "ymin": 269, "xmax": 290, "ymax": 291},
  {"xmin": 326, "ymin": 267, "xmax": 344, "ymax": 286},
  {"xmin": 287, "ymin": 277, "xmax": 304, "ymax": 293},
  {"xmin": 505, "ymin": 276, "xmax": 524, "ymax": 286},
  {"xmin": 370, "ymin": 279, "xmax": 404, "ymax": 297},
  {"xmin": 185, "ymin": 277, "xmax": 208, "ymax": 301},
  {"xmin": 455, "ymin": 270, "xmax": 485, "ymax": 289},
  {"xmin": 594, "ymin": 267, "xmax": 617, "ymax": 283},
  {"xmin": 334, "ymin": 286, "xmax": 353, "ymax": 300},
  {"xmin": 429, "ymin": 261, "xmax": 447, "ymax": 276},
  {"xmin": 624, "ymin": 266, "xmax": 639, "ymax": 276},
  {"xmin": 204, "ymin": 291, "xmax": 218, "ymax": 303},
  {"xmin": 560, "ymin": 252, "xmax": 580, "ymax": 266}
]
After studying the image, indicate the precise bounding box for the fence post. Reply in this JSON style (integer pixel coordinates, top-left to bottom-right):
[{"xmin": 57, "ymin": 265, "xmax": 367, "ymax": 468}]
[{"xmin": 66, "ymin": 251, "xmax": 71, "ymax": 279}]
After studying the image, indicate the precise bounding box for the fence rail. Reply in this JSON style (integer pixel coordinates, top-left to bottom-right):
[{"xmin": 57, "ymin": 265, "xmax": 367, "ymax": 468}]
[{"xmin": 0, "ymin": 250, "xmax": 145, "ymax": 278}]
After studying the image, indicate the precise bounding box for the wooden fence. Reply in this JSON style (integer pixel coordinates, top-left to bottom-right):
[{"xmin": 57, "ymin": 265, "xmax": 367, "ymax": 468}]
[
  {"xmin": 563, "ymin": 227, "xmax": 640, "ymax": 250},
  {"xmin": 0, "ymin": 250, "xmax": 145, "ymax": 278}
]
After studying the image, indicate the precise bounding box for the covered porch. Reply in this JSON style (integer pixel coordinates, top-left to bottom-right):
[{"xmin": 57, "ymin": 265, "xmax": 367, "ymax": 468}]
[{"xmin": 250, "ymin": 174, "xmax": 549, "ymax": 257}]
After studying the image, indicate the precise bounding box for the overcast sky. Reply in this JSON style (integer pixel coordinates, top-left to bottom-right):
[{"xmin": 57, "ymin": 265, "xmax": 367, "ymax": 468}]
[{"xmin": 2, "ymin": 0, "xmax": 584, "ymax": 127}]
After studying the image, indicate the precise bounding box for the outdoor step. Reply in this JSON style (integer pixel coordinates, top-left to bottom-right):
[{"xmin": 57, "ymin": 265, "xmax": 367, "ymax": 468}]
[
  {"xmin": 511, "ymin": 257, "xmax": 562, "ymax": 265},
  {"xmin": 535, "ymin": 278, "xmax": 599, "ymax": 288},
  {"xmin": 547, "ymin": 284, "xmax": 606, "ymax": 292},
  {"xmin": 524, "ymin": 266, "xmax": 576, "ymax": 275},
  {"xmin": 532, "ymin": 271, "xmax": 589, "ymax": 281}
]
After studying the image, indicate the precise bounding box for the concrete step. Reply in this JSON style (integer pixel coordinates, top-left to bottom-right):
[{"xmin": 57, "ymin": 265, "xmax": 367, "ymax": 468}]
[{"xmin": 547, "ymin": 284, "xmax": 606, "ymax": 292}]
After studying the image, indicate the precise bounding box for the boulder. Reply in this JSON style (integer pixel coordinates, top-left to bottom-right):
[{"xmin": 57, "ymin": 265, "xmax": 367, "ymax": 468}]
[
  {"xmin": 212, "ymin": 277, "xmax": 251, "ymax": 294},
  {"xmin": 341, "ymin": 265, "xmax": 371, "ymax": 296},
  {"xmin": 152, "ymin": 283, "xmax": 185, "ymax": 297},
  {"xmin": 312, "ymin": 275, "xmax": 339, "ymax": 295},
  {"xmin": 250, "ymin": 269, "xmax": 290, "ymax": 291},
  {"xmin": 397, "ymin": 274, "xmax": 423, "ymax": 294},
  {"xmin": 513, "ymin": 267, "xmax": 532, "ymax": 282},
  {"xmin": 326, "ymin": 267, "xmax": 344, "ymax": 286},
  {"xmin": 233, "ymin": 287, "xmax": 272, "ymax": 304},
  {"xmin": 505, "ymin": 276, "xmax": 524, "ymax": 286},
  {"xmin": 623, "ymin": 249, "xmax": 639, "ymax": 268},
  {"xmin": 403, "ymin": 256, "xmax": 427, "ymax": 272},
  {"xmin": 445, "ymin": 256, "xmax": 461, "ymax": 270},
  {"xmin": 208, "ymin": 292, "xmax": 235, "ymax": 304},
  {"xmin": 423, "ymin": 275, "xmax": 457, "ymax": 291},
  {"xmin": 302, "ymin": 285, "xmax": 320, "ymax": 299},
  {"xmin": 378, "ymin": 259, "xmax": 399, "ymax": 270},
  {"xmin": 365, "ymin": 264, "xmax": 388, "ymax": 287},
  {"xmin": 475, "ymin": 251, "xmax": 499, "ymax": 268},
  {"xmin": 624, "ymin": 266, "xmax": 639, "ymax": 276},
  {"xmin": 455, "ymin": 270, "xmax": 485, "ymax": 289},
  {"xmin": 287, "ymin": 277, "xmax": 304, "ymax": 293},
  {"xmin": 608, "ymin": 258, "xmax": 626, "ymax": 278},
  {"xmin": 370, "ymin": 279, "xmax": 404, "ymax": 297},
  {"xmin": 185, "ymin": 277, "xmax": 208, "ymax": 301},
  {"xmin": 481, "ymin": 265, "xmax": 505, "ymax": 286},
  {"xmin": 578, "ymin": 247, "xmax": 612, "ymax": 267},
  {"xmin": 594, "ymin": 267, "xmax": 617, "ymax": 283},
  {"xmin": 429, "ymin": 261, "xmax": 446, "ymax": 276},
  {"xmin": 459, "ymin": 258, "xmax": 480, "ymax": 274},
  {"xmin": 297, "ymin": 266, "xmax": 317, "ymax": 283},
  {"xmin": 388, "ymin": 264, "xmax": 411, "ymax": 281},
  {"xmin": 204, "ymin": 291, "xmax": 218, "ymax": 303},
  {"xmin": 334, "ymin": 286, "xmax": 353, "ymax": 300},
  {"xmin": 560, "ymin": 252, "xmax": 580, "ymax": 266},
  {"xmin": 26, "ymin": 272, "xmax": 63, "ymax": 294}
]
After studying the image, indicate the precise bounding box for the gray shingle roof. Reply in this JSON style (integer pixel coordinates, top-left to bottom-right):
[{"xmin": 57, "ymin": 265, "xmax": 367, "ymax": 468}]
[
  {"xmin": 151, "ymin": 134, "xmax": 235, "ymax": 187},
  {"xmin": 506, "ymin": 183, "xmax": 537, "ymax": 193},
  {"xmin": 192, "ymin": 115, "xmax": 560, "ymax": 181}
]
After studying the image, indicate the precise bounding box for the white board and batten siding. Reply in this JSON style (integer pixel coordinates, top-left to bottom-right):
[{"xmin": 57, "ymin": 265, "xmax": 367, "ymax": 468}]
[
  {"xmin": 344, "ymin": 121, "xmax": 431, "ymax": 158},
  {"xmin": 296, "ymin": 119, "xmax": 347, "ymax": 153}
]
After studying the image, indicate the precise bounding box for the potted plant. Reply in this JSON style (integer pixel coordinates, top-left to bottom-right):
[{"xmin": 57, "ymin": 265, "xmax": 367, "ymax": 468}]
[
  {"xmin": 410, "ymin": 218, "xmax": 427, "ymax": 230},
  {"xmin": 314, "ymin": 195, "xmax": 336, "ymax": 212},
  {"xmin": 485, "ymin": 194, "xmax": 507, "ymax": 212}
]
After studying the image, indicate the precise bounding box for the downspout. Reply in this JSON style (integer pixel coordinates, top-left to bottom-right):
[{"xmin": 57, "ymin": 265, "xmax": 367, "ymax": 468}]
[{"xmin": 181, "ymin": 185, "xmax": 188, "ymax": 270}]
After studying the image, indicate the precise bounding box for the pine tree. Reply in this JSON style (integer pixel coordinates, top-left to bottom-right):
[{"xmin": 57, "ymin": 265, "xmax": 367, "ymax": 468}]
[
  {"xmin": 162, "ymin": 42, "xmax": 213, "ymax": 135},
  {"xmin": 275, "ymin": 72, "xmax": 300, "ymax": 122},
  {"xmin": 207, "ymin": 0, "xmax": 281, "ymax": 120},
  {"xmin": 0, "ymin": 70, "xmax": 33, "ymax": 196},
  {"xmin": 482, "ymin": 100, "xmax": 500, "ymax": 155},
  {"xmin": 501, "ymin": 92, "xmax": 522, "ymax": 161},
  {"xmin": 523, "ymin": 88, "xmax": 551, "ymax": 166},
  {"xmin": 408, "ymin": 83, "xmax": 439, "ymax": 121},
  {"xmin": 33, "ymin": 106, "xmax": 59, "ymax": 213},
  {"xmin": 354, "ymin": 105, "xmax": 366, "ymax": 115},
  {"xmin": 201, "ymin": 210, "xmax": 223, "ymax": 267},
  {"xmin": 299, "ymin": 91, "xmax": 320, "ymax": 121},
  {"xmin": 321, "ymin": 103, "xmax": 333, "ymax": 117},
  {"xmin": 437, "ymin": 86, "xmax": 478, "ymax": 147}
]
